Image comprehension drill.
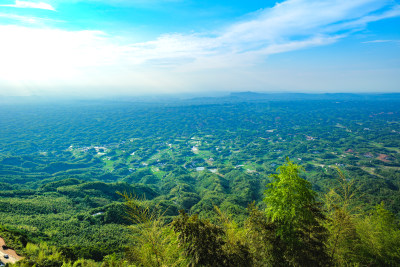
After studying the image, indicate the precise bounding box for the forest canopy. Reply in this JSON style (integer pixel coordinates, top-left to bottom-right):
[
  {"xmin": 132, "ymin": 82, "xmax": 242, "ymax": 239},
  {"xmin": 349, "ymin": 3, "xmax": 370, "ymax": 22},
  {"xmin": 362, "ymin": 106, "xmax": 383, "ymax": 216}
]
[{"xmin": 0, "ymin": 95, "xmax": 399, "ymax": 265}]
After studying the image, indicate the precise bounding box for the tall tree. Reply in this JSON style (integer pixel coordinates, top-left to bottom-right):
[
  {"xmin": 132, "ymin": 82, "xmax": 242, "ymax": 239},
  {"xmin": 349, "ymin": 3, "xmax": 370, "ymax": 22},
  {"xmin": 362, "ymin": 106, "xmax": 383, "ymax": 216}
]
[
  {"xmin": 121, "ymin": 193, "xmax": 188, "ymax": 267},
  {"xmin": 172, "ymin": 209, "xmax": 252, "ymax": 267},
  {"xmin": 357, "ymin": 202, "xmax": 400, "ymax": 266},
  {"xmin": 172, "ymin": 211, "xmax": 227, "ymax": 267},
  {"xmin": 323, "ymin": 168, "xmax": 361, "ymax": 266},
  {"xmin": 263, "ymin": 158, "xmax": 330, "ymax": 266}
]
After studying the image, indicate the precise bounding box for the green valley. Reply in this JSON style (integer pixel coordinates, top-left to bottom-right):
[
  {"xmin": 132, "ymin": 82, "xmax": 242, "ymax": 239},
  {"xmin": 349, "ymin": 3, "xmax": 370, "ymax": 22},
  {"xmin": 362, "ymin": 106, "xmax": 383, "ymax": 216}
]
[{"xmin": 0, "ymin": 93, "xmax": 399, "ymax": 266}]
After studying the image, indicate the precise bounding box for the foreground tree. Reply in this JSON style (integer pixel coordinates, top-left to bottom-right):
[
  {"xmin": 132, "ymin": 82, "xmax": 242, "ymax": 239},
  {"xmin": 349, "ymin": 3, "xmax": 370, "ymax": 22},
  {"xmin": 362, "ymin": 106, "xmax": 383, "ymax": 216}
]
[
  {"xmin": 172, "ymin": 209, "xmax": 252, "ymax": 267},
  {"xmin": 263, "ymin": 158, "xmax": 330, "ymax": 266},
  {"xmin": 323, "ymin": 168, "xmax": 361, "ymax": 265},
  {"xmin": 121, "ymin": 193, "xmax": 188, "ymax": 267},
  {"xmin": 356, "ymin": 202, "xmax": 400, "ymax": 266},
  {"xmin": 172, "ymin": 211, "xmax": 226, "ymax": 266},
  {"xmin": 245, "ymin": 203, "xmax": 284, "ymax": 266}
]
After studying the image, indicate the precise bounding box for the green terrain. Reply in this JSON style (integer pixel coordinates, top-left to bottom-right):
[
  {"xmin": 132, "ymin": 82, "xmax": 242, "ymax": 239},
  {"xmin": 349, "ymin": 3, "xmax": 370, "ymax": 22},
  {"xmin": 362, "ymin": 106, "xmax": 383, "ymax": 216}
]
[{"xmin": 0, "ymin": 93, "xmax": 399, "ymax": 266}]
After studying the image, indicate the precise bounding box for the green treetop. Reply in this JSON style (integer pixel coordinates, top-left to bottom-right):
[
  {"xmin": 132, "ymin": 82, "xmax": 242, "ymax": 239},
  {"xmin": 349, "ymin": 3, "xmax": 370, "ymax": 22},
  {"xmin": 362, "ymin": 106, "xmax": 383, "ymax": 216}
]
[
  {"xmin": 263, "ymin": 158, "xmax": 329, "ymax": 266},
  {"xmin": 264, "ymin": 158, "xmax": 316, "ymax": 239}
]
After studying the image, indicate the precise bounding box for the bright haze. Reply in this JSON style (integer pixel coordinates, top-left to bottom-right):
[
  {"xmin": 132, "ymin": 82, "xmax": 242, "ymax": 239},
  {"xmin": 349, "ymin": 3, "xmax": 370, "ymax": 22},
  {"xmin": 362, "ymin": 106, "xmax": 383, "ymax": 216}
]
[{"xmin": 0, "ymin": 0, "xmax": 399, "ymax": 97}]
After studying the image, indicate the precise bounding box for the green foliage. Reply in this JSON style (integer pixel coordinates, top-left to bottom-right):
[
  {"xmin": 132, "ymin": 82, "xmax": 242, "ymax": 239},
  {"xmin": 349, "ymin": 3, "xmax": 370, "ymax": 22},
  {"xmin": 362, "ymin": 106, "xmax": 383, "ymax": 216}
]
[
  {"xmin": 39, "ymin": 178, "xmax": 83, "ymax": 192},
  {"xmin": 264, "ymin": 158, "xmax": 316, "ymax": 239},
  {"xmin": 263, "ymin": 159, "xmax": 330, "ymax": 266},
  {"xmin": 0, "ymin": 224, "xmax": 28, "ymax": 252},
  {"xmin": 172, "ymin": 209, "xmax": 252, "ymax": 267},
  {"xmin": 215, "ymin": 206, "xmax": 253, "ymax": 267},
  {"xmin": 323, "ymin": 168, "xmax": 361, "ymax": 265},
  {"xmin": 245, "ymin": 203, "xmax": 284, "ymax": 266},
  {"xmin": 121, "ymin": 193, "xmax": 188, "ymax": 267},
  {"xmin": 103, "ymin": 203, "xmax": 130, "ymax": 225},
  {"xmin": 57, "ymin": 182, "xmax": 158, "ymax": 201},
  {"xmin": 1, "ymin": 99, "xmax": 400, "ymax": 265},
  {"xmin": 356, "ymin": 203, "xmax": 400, "ymax": 266},
  {"xmin": 172, "ymin": 211, "xmax": 227, "ymax": 266},
  {"xmin": 15, "ymin": 242, "xmax": 65, "ymax": 267}
]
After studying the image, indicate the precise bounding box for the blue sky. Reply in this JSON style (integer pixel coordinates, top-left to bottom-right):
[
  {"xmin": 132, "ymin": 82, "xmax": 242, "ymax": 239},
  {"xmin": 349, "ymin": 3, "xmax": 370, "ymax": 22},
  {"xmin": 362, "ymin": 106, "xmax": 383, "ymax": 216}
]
[{"xmin": 0, "ymin": 0, "xmax": 399, "ymax": 96}]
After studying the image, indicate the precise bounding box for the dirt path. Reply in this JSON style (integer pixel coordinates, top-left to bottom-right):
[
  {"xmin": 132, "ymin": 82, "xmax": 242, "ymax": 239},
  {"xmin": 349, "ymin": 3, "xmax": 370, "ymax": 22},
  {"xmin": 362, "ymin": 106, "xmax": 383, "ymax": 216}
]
[{"xmin": 0, "ymin": 237, "xmax": 23, "ymax": 264}]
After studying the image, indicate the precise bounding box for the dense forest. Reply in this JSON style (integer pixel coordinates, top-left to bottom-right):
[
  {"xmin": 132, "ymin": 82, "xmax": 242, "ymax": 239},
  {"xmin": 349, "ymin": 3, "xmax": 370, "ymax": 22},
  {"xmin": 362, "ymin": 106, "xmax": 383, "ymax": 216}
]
[{"xmin": 0, "ymin": 93, "xmax": 399, "ymax": 266}]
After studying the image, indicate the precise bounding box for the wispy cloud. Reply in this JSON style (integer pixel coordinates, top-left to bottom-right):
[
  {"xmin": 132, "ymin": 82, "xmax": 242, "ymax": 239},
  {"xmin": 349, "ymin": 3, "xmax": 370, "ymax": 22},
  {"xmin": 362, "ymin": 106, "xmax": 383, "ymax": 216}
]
[
  {"xmin": 0, "ymin": 13, "xmax": 63, "ymax": 24},
  {"xmin": 0, "ymin": 1, "xmax": 55, "ymax": 11},
  {"xmin": 0, "ymin": 0, "xmax": 399, "ymax": 95},
  {"xmin": 119, "ymin": 0, "xmax": 400, "ymax": 68},
  {"xmin": 363, "ymin": 39, "xmax": 400, "ymax": 44}
]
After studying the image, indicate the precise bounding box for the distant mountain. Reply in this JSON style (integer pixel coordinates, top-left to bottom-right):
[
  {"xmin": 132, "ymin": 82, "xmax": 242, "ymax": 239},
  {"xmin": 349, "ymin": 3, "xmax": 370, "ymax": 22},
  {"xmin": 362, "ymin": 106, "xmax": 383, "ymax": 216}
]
[
  {"xmin": 2, "ymin": 92, "xmax": 400, "ymax": 105},
  {"xmin": 229, "ymin": 92, "xmax": 400, "ymax": 101},
  {"xmin": 183, "ymin": 91, "xmax": 400, "ymax": 104}
]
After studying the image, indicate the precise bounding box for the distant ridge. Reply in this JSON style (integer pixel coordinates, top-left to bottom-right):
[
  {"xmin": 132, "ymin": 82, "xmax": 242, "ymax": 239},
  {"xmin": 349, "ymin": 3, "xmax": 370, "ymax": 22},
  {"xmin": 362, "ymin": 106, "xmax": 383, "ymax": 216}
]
[
  {"xmin": 181, "ymin": 92, "xmax": 399, "ymax": 105},
  {"xmin": 229, "ymin": 91, "xmax": 400, "ymax": 100},
  {"xmin": 1, "ymin": 92, "xmax": 400, "ymax": 105}
]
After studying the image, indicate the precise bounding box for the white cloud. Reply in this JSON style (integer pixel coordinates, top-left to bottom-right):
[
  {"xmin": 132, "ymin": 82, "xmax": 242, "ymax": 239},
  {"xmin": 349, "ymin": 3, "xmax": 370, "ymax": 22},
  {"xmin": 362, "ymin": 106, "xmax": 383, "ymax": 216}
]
[
  {"xmin": 0, "ymin": 13, "xmax": 63, "ymax": 24},
  {"xmin": 116, "ymin": 0, "xmax": 399, "ymax": 69},
  {"xmin": 363, "ymin": 40, "xmax": 393, "ymax": 43},
  {"xmin": 0, "ymin": 0, "xmax": 399, "ymax": 95},
  {"xmin": 0, "ymin": 1, "xmax": 55, "ymax": 11},
  {"xmin": 217, "ymin": 0, "xmax": 397, "ymax": 52},
  {"xmin": 51, "ymin": 0, "xmax": 182, "ymax": 7}
]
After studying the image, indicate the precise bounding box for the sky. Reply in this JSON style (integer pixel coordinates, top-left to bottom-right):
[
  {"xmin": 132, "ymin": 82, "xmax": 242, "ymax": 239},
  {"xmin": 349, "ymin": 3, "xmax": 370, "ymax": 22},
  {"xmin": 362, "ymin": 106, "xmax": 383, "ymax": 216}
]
[{"xmin": 0, "ymin": 0, "xmax": 399, "ymax": 97}]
